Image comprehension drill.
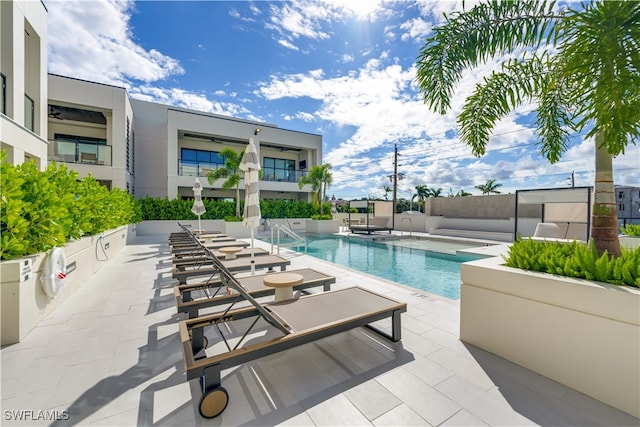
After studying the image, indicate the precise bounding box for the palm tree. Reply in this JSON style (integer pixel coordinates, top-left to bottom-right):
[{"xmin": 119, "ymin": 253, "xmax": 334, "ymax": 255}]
[
  {"xmin": 207, "ymin": 147, "xmax": 244, "ymax": 218},
  {"xmin": 426, "ymin": 187, "xmax": 443, "ymax": 198},
  {"xmin": 298, "ymin": 163, "xmax": 333, "ymax": 215},
  {"xmin": 475, "ymin": 179, "xmax": 503, "ymax": 195},
  {"xmin": 416, "ymin": 1, "xmax": 639, "ymax": 257},
  {"xmin": 319, "ymin": 163, "xmax": 333, "ymax": 209},
  {"xmin": 383, "ymin": 185, "xmax": 392, "ymax": 200}
]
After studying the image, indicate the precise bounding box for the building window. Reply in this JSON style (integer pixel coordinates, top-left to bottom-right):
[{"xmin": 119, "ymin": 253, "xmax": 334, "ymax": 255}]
[
  {"xmin": 180, "ymin": 148, "xmax": 225, "ymax": 176},
  {"xmin": 263, "ymin": 157, "xmax": 296, "ymax": 182},
  {"xmin": 619, "ymin": 204, "xmax": 625, "ymax": 211},
  {"xmin": 1, "ymin": 73, "xmax": 6, "ymax": 115},
  {"xmin": 126, "ymin": 118, "xmax": 130, "ymax": 172},
  {"xmin": 24, "ymin": 94, "xmax": 34, "ymax": 131},
  {"xmin": 618, "ymin": 191, "xmax": 624, "ymax": 199}
]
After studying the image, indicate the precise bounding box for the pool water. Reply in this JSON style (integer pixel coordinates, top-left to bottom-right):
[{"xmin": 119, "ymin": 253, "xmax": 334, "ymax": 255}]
[{"xmin": 302, "ymin": 236, "xmax": 484, "ymax": 300}]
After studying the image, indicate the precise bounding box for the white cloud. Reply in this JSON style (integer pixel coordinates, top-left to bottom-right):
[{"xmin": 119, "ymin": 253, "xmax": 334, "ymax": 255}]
[
  {"xmin": 399, "ymin": 17, "xmax": 432, "ymax": 42},
  {"xmin": 46, "ymin": 0, "xmax": 183, "ymax": 86},
  {"xmin": 129, "ymin": 86, "xmax": 251, "ymax": 118}
]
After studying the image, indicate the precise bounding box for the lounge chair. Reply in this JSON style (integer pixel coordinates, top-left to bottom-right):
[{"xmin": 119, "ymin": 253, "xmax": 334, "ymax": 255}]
[
  {"xmin": 172, "ymin": 247, "xmax": 270, "ymax": 267},
  {"xmin": 172, "ymin": 255, "xmax": 290, "ymax": 284},
  {"xmin": 349, "ymin": 216, "xmax": 392, "ymax": 234},
  {"xmin": 178, "ymin": 245, "xmax": 407, "ymax": 419},
  {"xmin": 174, "ymin": 267, "xmax": 336, "ymax": 318},
  {"xmin": 171, "ymin": 239, "xmax": 250, "ymax": 256}
]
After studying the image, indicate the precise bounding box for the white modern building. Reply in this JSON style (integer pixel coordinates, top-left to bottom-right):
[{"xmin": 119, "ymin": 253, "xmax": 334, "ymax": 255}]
[
  {"xmin": 131, "ymin": 98, "xmax": 321, "ymax": 200},
  {"xmin": 0, "ymin": 0, "xmax": 48, "ymax": 170},
  {"xmin": 47, "ymin": 74, "xmax": 134, "ymax": 192},
  {"xmin": 2, "ymin": 0, "xmax": 322, "ymax": 201}
]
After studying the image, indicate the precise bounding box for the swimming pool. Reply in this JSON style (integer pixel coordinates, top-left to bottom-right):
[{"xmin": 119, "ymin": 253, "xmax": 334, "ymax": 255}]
[{"xmin": 301, "ymin": 235, "xmax": 486, "ymax": 300}]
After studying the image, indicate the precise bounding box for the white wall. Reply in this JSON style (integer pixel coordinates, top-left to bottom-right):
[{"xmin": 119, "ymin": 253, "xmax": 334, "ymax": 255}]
[{"xmin": 0, "ymin": 0, "xmax": 48, "ymax": 169}]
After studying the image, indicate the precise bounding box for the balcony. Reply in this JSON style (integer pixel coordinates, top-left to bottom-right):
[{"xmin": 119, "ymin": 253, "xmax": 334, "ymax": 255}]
[
  {"xmin": 49, "ymin": 140, "xmax": 112, "ymax": 166},
  {"xmin": 178, "ymin": 160, "xmax": 306, "ymax": 182},
  {"xmin": 262, "ymin": 169, "xmax": 306, "ymax": 183},
  {"xmin": 178, "ymin": 161, "xmax": 221, "ymax": 177}
]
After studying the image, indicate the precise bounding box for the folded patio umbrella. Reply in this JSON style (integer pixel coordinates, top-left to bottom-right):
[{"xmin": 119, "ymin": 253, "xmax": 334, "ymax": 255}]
[{"xmin": 239, "ymin": 137, "xmax": 261, "ymax": 274}]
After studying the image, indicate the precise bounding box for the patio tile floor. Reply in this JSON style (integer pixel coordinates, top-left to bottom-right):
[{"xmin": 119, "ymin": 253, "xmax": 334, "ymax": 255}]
[{"xmin": 1, "ymin": 234, "xmax": 638, "ymax": 426}]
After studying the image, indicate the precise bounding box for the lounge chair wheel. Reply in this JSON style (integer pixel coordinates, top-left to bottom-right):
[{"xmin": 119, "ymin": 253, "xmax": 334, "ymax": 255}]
[
  {"xmin": 199, "ymin": 386, "xmax": 228, "ymax": 418},
  {"xmin": 202, "ymin": 335, "xmax": 208, "ymax": 349}
]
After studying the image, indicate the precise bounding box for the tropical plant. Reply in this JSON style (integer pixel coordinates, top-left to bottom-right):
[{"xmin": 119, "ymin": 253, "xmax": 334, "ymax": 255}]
[
  {"xmin": 298, "ymin": 163, "xmax": 333, "ymax": 215},
  {"xmin": 621, "ymin": 224, "xmax": 640, "ymax": 237},
  {"xmin": 426, "ymin": 187, "xmax": 443, "ymax": 197},
  {"xmin": 448, "ymin": 188, "xmax": 472, "ymax": 197},
  {"xmin": 383, "ymin": 185, "xmax": 392, "ymax": 200},
  {"xmin": 207, "ymin": 147, "xmax": 244, "ymax": 218},
  {"xmin": 475, "ymin": 179, "xmax": 503, "ymax": 195},
  {"xmin": 0, "ymin": 153, "xmax": 140, "ymax": 260},
  {"xmin": 504, "ymin": 238, "xmax": 639, "ymax": 287},
  {"xmin": 416, "ymin": 0, "xmax": 640, "ymax": 257}
]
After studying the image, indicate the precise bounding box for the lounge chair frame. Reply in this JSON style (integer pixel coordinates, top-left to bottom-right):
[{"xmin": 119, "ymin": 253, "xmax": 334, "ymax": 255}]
[
  {"xmin": 175, "ymin": 226, "xmax": 406, "ymax": 418},
  {"xmin": 175, "ymin": 267, "xmax": 335, "ymax": 318}
]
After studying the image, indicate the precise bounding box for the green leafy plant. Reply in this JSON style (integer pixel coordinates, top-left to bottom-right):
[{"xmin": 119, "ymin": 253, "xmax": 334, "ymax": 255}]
[
  {"xmin": 503, "ymin": 238, "xmax": 640, "ymax": 287},
  {"xmin": 0, "ymin": 152, "xmax": 140, "ymax": 260},
  {"xmin": 621, "ymin": 224, "xmax": 640, "ymax": 237},
  {"xmin": 310, "ymin": 214, "xmax": 333, "ymax": 220}
]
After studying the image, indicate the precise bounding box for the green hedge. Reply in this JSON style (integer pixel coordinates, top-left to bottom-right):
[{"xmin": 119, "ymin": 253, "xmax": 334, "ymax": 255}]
[
  {"xmin": 0, "ymin": 154, "xmax": 141, "ymax": 260},
  {"xmin": 504, "ymin": 238, "xmax": 640, "ymax": 287},
  {"xmin": 137, "ymin": 196, "xmax": 317, "ymax": 221},
  {"xmin": 621, "ymin": 224, "xmax": 640, "ymax": 236}
]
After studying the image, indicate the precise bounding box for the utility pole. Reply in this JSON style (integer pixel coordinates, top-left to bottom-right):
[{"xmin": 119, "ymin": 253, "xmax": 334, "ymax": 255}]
[{"xmin": 392, "ymin": 144, "xmax": 398, "ymax": 229}]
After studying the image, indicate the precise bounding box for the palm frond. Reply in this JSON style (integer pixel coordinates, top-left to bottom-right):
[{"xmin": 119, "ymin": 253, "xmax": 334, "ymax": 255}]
[{"xmin": 416, "ymin": 0, "xmax": 558, "ymax": 113}]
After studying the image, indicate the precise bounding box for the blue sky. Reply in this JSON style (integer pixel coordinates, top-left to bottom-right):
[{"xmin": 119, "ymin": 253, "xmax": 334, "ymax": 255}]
[{"xmin": 45, "ymin": 0, "xmax": 638, "ymax": 199}]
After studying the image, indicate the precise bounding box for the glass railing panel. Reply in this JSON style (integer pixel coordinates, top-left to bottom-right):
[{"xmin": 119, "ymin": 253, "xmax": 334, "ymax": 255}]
[
  {"xmin": 48, "ymin": 140, "xmax": 112, "ymax": 165},
  {"xmin": 178, "ymin": 161, "xmax": 222, "ymax": 177}
]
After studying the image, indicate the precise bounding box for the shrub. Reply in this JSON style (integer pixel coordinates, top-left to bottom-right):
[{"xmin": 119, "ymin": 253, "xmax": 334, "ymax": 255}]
[
  {"xmin": 138, "ymin": 197, "xmax": 317, "ymax": 221},
  {"xmin": 621, "ymin": 224, "xmax": 640, "ymax": 236},
  {"xmin": 503, "ymin": 238, "xmax": 640, "ymax": 288},
  {"xmin": 311, "ymin": 214, "xmax": 333, "ymax": 220},
  {"xmin": 0, "ymin": 153, "xmax": 139, "ymax": 260}
]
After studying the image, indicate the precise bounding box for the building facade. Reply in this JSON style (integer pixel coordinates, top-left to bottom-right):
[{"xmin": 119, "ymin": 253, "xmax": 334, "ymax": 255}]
[
  {"xmin": 131, "ymin": 98, "xmax": 321, "ymax": 200},
  {"xmin": 616, "ymin": 186, "xmax": 640, "ymax": 226},
  {"xmin": 0, "ymin": 0, "xmax": 48, "ymax": 170}
]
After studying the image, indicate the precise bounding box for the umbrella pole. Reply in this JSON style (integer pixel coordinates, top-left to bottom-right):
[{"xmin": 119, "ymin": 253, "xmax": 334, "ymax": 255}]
[
  {"xmin": 198, "ymin": 215, "xmax": 202, "ymax": 234},
  {"xmin": 250, "ymin": 229, "xmax": 256, "ymax": 275}
]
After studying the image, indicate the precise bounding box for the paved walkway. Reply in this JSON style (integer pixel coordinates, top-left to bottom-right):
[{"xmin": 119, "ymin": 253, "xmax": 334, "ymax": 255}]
[{"xmin": 1, "ymin": 234, "xmax": 637, "ymax": 426}]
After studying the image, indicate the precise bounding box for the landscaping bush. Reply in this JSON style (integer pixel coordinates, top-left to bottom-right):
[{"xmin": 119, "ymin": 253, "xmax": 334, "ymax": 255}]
[
  {"xmin": 621, "ymin": 224, "xmax": 640, "ymax": 236},
  {"xmin": 503, "ymin": 238, "xmax": 640, "ymax": 287},
  {"xmin": 0, "ymin": 153, "xmax": 140, "ymax": 260},
  {"xmin": 138, "ymin": 197, "xmax": 318, "ymax": 221}
]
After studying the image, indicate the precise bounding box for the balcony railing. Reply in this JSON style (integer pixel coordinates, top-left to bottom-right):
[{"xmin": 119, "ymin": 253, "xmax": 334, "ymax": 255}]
[
  {"xmin": 179, "ymin": 160, "xmax": 307, "ymax": 182},
  {"xmin": 178, "ymin": 161, "xmax": 223, "ymax": 177},
  {"xmin": 262, "ymin": 169, "xmax": 306, "ymax": 182},
  {"xmin": 49, "ymin": 140, "xmax": 112, "ymax": 166}
]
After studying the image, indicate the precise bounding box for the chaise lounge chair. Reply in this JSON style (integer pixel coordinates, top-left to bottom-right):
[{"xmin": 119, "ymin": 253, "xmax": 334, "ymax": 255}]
[
  {"xmin": 174, "ymin": 267, "xmax": 336, "ymax": 318},
  {"xmin": 172, "ymin": 254, "xmax": 290, "ymax": 284},
  {"xmin": 178, "ymin": 245, "xmax": 407, "ymax": 419}
]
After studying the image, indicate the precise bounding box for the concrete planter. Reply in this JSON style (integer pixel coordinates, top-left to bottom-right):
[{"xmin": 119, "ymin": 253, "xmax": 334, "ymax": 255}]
[
  {"xmin": 1, "ymin": 225, "xmax": 132, "ymax": 345},
  {"xmin": 305, "ymin": 219, "xmax": 339, "ymax": 234},
  {"xmin": 460, "ymin": 256, "xmax": 640, "ymax": 418},
  {"xmin": 620, "ymin": 235, "xmax": 640, "ymax": 250}
]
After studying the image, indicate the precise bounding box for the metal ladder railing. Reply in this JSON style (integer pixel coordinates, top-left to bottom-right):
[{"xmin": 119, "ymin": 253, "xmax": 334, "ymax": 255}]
[
  {"xmin": 270, "ymin": 223, "xmax": 307, "ymax": 255},
  {"xmin": 401, "ymin": 217, "xmax": 413, "ymax": 237}
]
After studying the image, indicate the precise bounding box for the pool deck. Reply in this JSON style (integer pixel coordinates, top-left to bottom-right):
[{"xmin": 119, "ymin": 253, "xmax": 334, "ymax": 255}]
[{"xmin": 1, "ymin": 233, "xmax": 637, "ymax": 426}]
